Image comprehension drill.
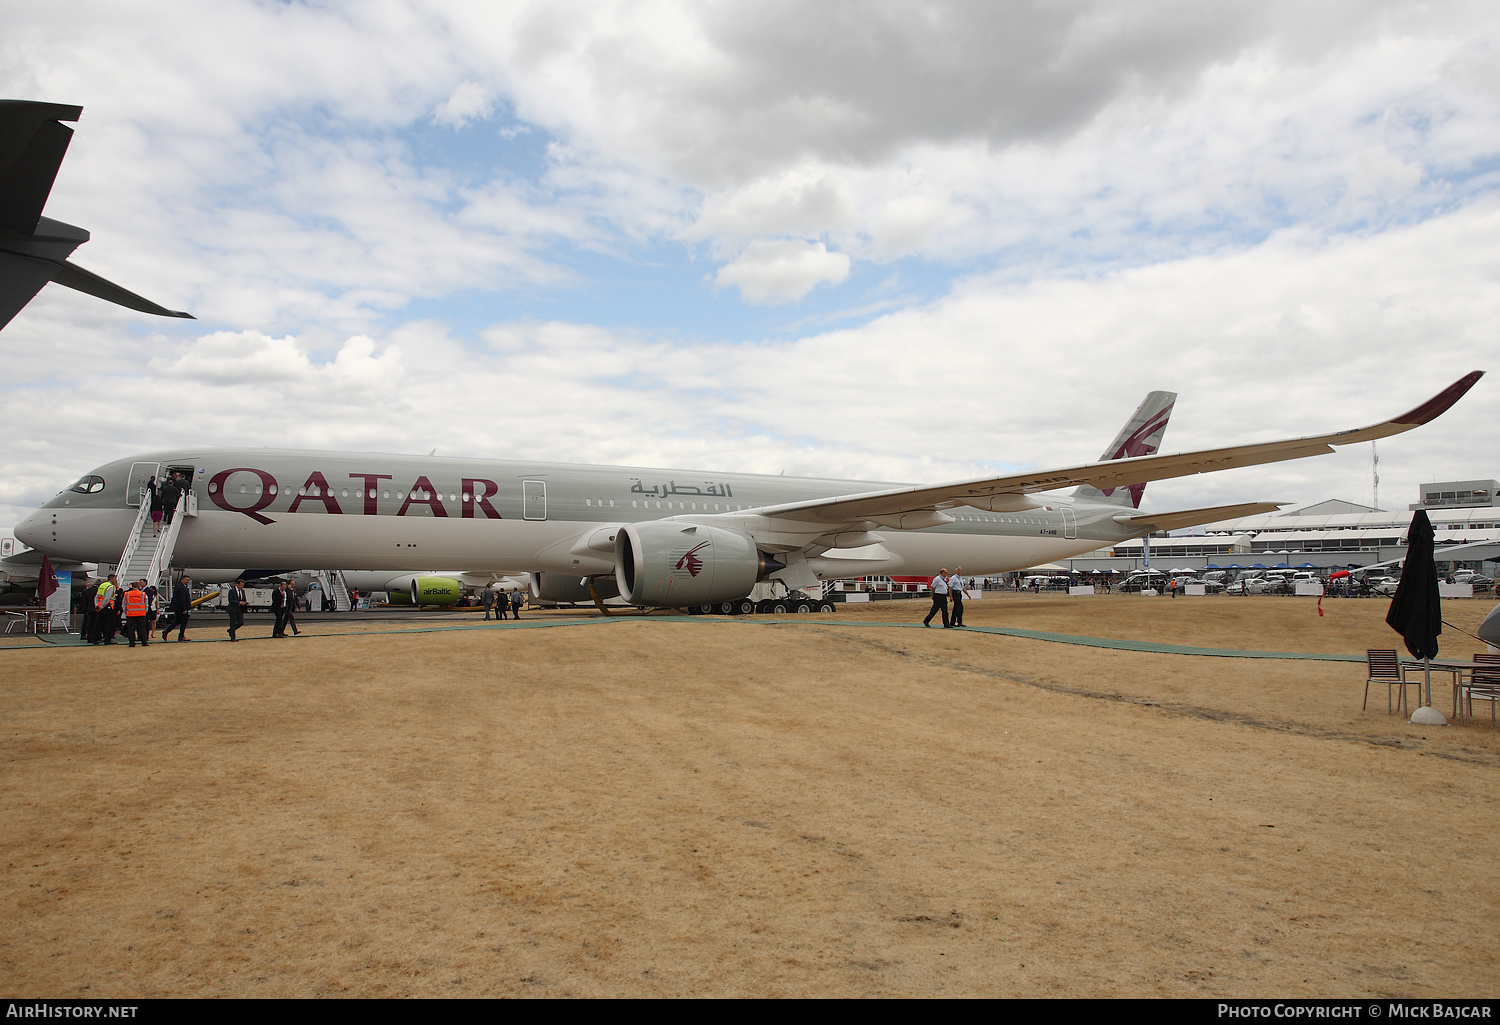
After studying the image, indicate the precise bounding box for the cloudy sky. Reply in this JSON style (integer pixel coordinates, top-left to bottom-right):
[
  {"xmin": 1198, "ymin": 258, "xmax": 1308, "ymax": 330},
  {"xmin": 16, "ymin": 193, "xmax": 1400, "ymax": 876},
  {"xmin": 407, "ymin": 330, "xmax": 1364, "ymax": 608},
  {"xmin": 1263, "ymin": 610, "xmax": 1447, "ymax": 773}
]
[{"xmin": 3, "ymin": 0, "xmax": 1497, "ymax": 531}]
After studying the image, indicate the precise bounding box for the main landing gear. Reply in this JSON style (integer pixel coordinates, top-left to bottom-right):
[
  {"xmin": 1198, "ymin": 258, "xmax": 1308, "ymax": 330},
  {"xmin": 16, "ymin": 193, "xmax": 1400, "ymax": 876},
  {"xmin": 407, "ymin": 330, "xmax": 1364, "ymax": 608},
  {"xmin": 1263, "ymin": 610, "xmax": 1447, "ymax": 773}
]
[{"xmin": 686, "ymin": 598, "xmax": 837, "ymax": 616}]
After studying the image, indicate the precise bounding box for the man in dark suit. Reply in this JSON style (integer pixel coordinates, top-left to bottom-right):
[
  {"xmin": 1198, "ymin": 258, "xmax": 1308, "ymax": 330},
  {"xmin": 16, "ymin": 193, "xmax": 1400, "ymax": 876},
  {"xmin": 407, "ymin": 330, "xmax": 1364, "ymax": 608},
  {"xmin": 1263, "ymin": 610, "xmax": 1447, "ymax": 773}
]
[
  {"xmin": 227, "ymin": 579, "xmax": 249, "ymax": 641},
  {"xmin": 271, "ymin": 581, "xmax": 287, "ymax": 637},
  {"xmin": 283, "ymin": 584, "xmax": 301, "ymax": 636},
  {"xmin": 159, "ymin": 476, "xmax": 181, "ymax": 527},
  {"xmin": 164, "ymin": 574, "xmax": 193, "ymax": 640}
]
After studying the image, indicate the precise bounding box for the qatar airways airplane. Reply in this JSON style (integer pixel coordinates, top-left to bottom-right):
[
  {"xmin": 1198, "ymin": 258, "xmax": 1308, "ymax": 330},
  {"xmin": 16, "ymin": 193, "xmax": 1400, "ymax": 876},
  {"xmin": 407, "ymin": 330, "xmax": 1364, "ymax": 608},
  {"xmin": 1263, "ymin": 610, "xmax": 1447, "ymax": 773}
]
[{"xmin": 12, "ymin": 372, "xmax": 1483, "ymax": 610}]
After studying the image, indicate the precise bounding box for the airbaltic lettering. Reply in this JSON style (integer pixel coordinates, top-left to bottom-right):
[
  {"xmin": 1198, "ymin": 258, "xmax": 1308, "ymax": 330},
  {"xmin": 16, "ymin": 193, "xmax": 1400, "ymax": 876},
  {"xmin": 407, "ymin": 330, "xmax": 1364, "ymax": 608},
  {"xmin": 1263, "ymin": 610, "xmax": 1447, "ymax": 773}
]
[{"xmin": 208, "ymin": 467, "xmax": 504, "ymax": 524}]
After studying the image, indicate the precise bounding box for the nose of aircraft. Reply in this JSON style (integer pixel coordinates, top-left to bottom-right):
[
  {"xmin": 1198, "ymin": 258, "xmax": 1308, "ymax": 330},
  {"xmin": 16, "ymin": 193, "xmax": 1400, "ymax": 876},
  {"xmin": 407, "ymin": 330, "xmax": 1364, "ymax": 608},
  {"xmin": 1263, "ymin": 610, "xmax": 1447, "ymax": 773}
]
[{"xmin": 14, "ymin": 507, "xmax": 50, "ymax": 549}]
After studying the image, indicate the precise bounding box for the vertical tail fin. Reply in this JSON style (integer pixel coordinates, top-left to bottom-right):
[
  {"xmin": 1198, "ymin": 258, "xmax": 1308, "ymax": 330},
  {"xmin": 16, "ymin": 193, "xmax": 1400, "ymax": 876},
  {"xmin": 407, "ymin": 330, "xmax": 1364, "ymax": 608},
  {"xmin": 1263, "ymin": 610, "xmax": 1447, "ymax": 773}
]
[{"xmin": 1074, "ymin": 390, "xmax": 1176, "ymax": 509}]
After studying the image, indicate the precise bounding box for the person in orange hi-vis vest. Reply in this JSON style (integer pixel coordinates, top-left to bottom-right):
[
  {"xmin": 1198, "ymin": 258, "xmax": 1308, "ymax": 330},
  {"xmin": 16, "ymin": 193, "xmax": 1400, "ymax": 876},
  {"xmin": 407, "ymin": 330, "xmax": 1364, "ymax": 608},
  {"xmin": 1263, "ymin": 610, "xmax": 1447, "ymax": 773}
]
[{"xmin": 122, "ymin": 580, "xmax": 149, "ymax": 647}]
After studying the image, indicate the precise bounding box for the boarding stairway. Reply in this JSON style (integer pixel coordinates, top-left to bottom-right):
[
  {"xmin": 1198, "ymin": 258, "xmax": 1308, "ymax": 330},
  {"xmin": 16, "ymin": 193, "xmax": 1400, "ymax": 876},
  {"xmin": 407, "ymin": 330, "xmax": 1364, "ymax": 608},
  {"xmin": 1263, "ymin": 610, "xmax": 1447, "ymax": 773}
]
[
  {"xmin": 314, "ymin": 569, "xmax": 353, "ymax": 611},
  {"xmin": 114, "ymin": 489, "xmax": 189, "ymax": 591}
]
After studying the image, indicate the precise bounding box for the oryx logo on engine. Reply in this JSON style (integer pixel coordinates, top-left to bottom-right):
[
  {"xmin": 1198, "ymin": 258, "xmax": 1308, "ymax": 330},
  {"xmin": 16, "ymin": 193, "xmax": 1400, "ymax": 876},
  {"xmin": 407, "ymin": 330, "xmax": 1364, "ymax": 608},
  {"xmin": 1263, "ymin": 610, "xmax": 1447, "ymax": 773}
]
[{"xmin": 675, "ymin": 541, "xmax": 711, "ymax": 577}]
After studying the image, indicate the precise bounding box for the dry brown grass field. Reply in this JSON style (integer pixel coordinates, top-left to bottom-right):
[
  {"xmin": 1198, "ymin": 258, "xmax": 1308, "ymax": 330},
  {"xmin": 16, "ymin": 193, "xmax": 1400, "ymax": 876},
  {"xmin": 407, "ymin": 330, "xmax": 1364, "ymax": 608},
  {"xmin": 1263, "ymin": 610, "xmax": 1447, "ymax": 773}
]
[{"xmin": 2, "ymin": 594, "xmax": 1497, "ymax": 997}]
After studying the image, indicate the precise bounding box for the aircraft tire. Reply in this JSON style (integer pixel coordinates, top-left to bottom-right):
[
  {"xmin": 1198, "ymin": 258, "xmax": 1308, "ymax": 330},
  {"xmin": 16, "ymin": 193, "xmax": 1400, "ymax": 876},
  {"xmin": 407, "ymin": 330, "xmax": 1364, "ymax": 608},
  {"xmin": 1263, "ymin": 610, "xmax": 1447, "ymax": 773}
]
[
  {"xmin": 818, "ymin": 601, "xmax": 836, "ymax": 613},
  {"xmin": 736, "ymin": 599, "xmax": 756, "ymax": 616},
  {"xmin": 770, "ymin": 601, "xmax": 789, "ymax": 615},
  {"xmin": 699, "ymin": 604, "xmax": 715, "ymax": 615},
  {"xmin": 795, "ymin": 601, "xmax": 814, "ymax": 613},
  {"xmin": 718, "ymin": 601, "xmax": 736, "ymax": 615}
]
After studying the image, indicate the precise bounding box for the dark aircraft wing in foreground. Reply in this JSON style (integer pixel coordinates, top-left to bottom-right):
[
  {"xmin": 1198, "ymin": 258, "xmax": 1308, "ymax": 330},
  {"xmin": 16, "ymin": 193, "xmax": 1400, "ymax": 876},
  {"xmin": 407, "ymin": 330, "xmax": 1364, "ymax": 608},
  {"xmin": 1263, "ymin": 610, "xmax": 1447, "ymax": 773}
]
[{"xmin": 0, "ymin": 99, "xmax": 193, "ymax": 329}]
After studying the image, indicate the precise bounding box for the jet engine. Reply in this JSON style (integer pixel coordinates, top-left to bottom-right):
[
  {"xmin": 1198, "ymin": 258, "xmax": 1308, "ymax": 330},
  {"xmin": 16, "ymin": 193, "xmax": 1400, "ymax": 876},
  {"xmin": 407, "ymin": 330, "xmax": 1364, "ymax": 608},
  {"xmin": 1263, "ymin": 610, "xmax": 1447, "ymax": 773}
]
[
  {"xmin": 614, "ymin": 522, "xmax": 760, "ymax": 607},
  {"xmin": 530, "ymin": 572, "xmax": 620, "ymax": 604},
  {"xmin": 386, "ymin": 574, "xmax": 463, "ymax": 606}
]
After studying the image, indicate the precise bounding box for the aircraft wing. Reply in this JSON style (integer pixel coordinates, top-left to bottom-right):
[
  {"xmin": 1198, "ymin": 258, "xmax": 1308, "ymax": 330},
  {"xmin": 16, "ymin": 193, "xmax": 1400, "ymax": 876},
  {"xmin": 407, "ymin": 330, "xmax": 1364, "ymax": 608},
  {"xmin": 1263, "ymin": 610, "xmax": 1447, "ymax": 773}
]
[
  {"xmin": 46, "ymin": 259, "xmax": 194, "ymax": 319},
  {"xmin": 1109, "ymin": 502, "xmax": 1286, "ymax": 535},
  {"xmin": 754, "ymin": 372, "xmax": 1484, "ymax": 526}
]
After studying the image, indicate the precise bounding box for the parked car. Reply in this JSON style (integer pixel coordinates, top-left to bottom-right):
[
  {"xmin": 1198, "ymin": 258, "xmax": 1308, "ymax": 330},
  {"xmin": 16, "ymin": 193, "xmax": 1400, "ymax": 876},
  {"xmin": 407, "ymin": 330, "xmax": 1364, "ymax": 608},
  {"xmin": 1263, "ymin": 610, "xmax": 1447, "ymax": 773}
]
[
  {"xmin": 1227, "ymin": 577, "xmax": 1274, "ymax": 595},
  {"xmin": 1120, "ymin": 573, "xmax": 1169, "ymax": 593},
  {"xmin": 1454, "ymin": 572, "xmax": 1494, "ymax": 593}
]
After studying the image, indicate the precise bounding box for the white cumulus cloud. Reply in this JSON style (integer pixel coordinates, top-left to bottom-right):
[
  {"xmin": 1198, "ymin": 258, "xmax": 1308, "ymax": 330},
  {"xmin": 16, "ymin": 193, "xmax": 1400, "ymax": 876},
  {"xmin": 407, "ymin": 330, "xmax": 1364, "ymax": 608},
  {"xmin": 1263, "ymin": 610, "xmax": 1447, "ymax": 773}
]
[
  {"xmin": 713, "ymin": 239, "xmax": 851, "ymax": 305},
  {"xmin": 432, "ymin": 81, "xmax": 495, "ymax": 129}
]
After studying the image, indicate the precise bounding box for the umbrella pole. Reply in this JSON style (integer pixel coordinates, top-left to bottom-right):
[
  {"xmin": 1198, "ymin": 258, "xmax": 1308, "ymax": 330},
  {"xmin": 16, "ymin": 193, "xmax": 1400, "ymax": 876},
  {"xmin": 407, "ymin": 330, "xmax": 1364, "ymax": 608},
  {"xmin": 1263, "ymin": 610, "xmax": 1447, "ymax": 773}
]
[{"xmin": 1410, "ymin": 656, "xmax": 1448, "ymax": 725}]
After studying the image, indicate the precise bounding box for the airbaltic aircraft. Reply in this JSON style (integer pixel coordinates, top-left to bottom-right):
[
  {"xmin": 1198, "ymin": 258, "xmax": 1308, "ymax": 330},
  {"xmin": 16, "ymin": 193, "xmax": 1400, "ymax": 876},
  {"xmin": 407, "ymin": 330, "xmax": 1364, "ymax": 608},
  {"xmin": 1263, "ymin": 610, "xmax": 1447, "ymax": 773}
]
[{"xmin": 13, "ymin": 372, "xmax": 1483, "ymax": 611}]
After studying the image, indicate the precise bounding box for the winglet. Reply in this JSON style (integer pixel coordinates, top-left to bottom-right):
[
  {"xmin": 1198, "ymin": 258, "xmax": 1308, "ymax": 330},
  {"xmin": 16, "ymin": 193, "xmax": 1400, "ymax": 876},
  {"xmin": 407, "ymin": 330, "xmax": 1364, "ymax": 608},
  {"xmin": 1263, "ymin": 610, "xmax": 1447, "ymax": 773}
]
[{"xmin": 1390, "ymin": 371, "xmax": 1485, "ymax": 427}]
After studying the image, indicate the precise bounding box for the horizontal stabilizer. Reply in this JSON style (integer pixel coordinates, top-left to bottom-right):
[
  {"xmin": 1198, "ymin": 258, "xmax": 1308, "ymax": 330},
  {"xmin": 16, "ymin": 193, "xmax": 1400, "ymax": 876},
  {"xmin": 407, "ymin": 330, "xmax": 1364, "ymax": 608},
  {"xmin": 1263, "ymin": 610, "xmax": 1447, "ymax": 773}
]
[
  {"xmin": 1110, "ymin": 501, "xmax": 1285, "ymax": 535},
  {"xmin": 47, "ymin": 259, "xmax": 195, "ymax": 319}
]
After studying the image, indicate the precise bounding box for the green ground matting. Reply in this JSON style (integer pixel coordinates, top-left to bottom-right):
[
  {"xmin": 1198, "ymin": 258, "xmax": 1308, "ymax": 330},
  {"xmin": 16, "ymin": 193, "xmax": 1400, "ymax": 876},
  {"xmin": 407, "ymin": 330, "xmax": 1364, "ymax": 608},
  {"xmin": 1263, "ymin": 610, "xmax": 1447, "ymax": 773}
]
[{"xmin": 1, "ymin": 615, "xmax": 1366, "ymax": 662}]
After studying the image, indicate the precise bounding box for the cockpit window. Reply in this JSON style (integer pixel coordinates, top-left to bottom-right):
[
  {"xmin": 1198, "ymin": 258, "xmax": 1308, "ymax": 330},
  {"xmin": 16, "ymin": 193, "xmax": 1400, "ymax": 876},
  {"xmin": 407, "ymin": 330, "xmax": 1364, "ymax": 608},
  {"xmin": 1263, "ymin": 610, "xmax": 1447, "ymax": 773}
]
[{"xmin": 69, "ymin": 476, "xmax": 106, "ymax": 494}]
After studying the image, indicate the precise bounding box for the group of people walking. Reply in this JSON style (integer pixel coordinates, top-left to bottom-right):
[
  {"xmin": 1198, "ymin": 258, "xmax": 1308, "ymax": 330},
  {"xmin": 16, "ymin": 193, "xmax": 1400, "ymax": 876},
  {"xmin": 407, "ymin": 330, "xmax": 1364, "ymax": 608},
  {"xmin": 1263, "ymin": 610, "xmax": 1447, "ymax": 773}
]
[
  {"xmin": 80, "ymin": 572, "xmax": 194, "ymax": 645},
  {"xmin": 144, "ymin": 472, "xmax": 189, "ymax": 536},
  {"xmin": 221, "ymin": 579, "xmax": 302, "ymax": 641},
  {"xmin": 483, "ymin": 587, "xmax": 525, "ymax": 620},
  {"xmin": 923, "ymin": 566, "xmax": 968, "ymax": 629}
]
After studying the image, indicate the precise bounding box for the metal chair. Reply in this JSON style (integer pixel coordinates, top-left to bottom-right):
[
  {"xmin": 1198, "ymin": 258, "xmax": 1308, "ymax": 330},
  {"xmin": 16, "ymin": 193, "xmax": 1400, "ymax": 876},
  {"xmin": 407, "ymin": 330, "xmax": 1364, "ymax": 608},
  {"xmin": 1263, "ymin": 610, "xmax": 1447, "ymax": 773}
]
[
  {"xmin": 1464, "ymin": 653, "xmax": 1500, "ymax": 726},
  {"xmin": 1364, "ymin": 649, "xmax": 1418, "ymax": 715}
]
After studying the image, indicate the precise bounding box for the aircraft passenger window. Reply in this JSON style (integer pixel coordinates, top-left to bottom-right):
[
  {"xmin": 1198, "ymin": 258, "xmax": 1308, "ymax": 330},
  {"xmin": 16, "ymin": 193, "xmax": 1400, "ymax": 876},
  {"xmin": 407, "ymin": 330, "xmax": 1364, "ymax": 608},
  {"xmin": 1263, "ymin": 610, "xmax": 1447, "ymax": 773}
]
[
  {"xmin": 269, "ymin": 485, "xmax": 278, "ymax": 495},
  {"xmin": 255, "ymin": 485, "xmax": 263, "ymax": 495},
  {"xmin": 341, "ymin": 489, "xmax": 348, "ymax": 498},
  {"xmin": 209, "ymin": 482, "xmax": 218, "ymax": 493},
  {"xmin": 632, "ymin": 500, "xmax": 637, "ymax": 508},
  {"xmin": 298, "ymin": 488, "xmax": 306, "ymax": 496},
  {"xmin": 239, "ymin": 485, "xmax": 247, "ymax": 494},
  {"xmin": 609, "ymin": 500, "xmax": 614, "ymax": 507},
  {"xmin": 397, "ymin": 491, "xmax": 405, "ymax": 499},
  {"xmin": 585, "ymin": 499, "xmax": 591, "ymax": 506},
  {"xmin": 656, "ymin": 501, "xmax": 661, "ymax": 509},
  {"xmin": 463, "ymin": 494, "xmax": 471, "ymax": 502},
  {"xmin": 383, "ymin": 491, "xmax": 390, "ymax": 499},
  {"xmin": 450, "ymin": 493, "xmax": 456, "ymax": 502}
]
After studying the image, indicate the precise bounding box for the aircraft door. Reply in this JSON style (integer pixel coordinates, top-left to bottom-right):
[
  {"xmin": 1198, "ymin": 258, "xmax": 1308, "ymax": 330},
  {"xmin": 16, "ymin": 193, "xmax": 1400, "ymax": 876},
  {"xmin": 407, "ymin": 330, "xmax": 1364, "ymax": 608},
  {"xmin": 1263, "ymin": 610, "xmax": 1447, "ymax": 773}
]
[
  {"xmin": 125, "ymin": 462, "xmax": 160, "ymax": 506},
  {"xmin": 1061, "ymin": 507, "xmax": 1077, "ymax": 539},
  {"xmin": 523, "ymin": 480, "xmax": 547, "ymax": 520}
]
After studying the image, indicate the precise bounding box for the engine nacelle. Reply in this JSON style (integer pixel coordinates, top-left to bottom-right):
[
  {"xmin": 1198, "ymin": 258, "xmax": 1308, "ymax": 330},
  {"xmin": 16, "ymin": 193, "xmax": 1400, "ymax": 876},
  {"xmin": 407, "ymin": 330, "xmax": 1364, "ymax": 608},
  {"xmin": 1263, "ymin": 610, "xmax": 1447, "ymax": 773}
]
[
  {"xmin": 386, "ymin": 574, "xmax": 463, "ymax": 606},
  {"xmin": 530, "ymin": 572, "xmax": 620, "ymax": 604},
  {"xmin": 615, "ymin": 522, "xmax": 759, "ymax": 607}
]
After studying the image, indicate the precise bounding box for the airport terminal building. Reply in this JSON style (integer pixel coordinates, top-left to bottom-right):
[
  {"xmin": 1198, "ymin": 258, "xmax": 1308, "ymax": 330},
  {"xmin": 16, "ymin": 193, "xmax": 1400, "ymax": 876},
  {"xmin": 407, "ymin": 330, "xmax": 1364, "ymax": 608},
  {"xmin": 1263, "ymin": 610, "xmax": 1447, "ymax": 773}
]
[{"xmin": 1064, "ymin": 479, "xmax": 1500, "ymax": 574}]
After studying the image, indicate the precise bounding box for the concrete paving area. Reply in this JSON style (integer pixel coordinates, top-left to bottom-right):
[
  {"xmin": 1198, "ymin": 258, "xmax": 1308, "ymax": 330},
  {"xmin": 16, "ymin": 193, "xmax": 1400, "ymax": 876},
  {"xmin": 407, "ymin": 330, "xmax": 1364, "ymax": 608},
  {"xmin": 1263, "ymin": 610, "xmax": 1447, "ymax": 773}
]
[{"xmin": 2, "ymin": 595, "xmax": 1497, "ymax": 997}]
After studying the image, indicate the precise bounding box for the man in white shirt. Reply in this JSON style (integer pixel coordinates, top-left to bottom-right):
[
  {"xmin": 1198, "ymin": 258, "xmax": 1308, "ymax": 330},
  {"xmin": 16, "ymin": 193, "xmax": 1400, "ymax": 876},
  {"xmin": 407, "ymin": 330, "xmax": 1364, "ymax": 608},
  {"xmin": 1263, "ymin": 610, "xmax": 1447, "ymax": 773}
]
[
  {"xmin": 923, "ymin": 567, "xmax": 951, "ymax": 628},
  {"xmin": 948, "ymin": 567, "xmax": 966, "ymax": 627}
]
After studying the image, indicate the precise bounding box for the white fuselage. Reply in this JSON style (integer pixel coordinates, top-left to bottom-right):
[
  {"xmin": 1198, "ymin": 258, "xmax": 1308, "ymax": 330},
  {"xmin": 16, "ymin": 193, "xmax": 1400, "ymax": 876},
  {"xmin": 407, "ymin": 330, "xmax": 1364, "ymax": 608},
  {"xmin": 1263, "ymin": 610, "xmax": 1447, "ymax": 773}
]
[{"xmin": 15, "ymin": 448, "xmax": 1143, "ymax": 581}]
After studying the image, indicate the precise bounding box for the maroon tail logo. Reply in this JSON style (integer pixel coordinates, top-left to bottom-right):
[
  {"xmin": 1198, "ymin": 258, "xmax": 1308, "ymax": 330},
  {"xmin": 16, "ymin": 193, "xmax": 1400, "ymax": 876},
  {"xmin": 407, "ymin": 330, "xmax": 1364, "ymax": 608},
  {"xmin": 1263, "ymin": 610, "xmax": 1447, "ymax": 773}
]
[
  {"xmin": 1099, "ymin": 405, "xmax": 1173, "ymax": 508},
  {"xmin": 676, "ymin": 541, "xmax": 711, "ymax": 577}
]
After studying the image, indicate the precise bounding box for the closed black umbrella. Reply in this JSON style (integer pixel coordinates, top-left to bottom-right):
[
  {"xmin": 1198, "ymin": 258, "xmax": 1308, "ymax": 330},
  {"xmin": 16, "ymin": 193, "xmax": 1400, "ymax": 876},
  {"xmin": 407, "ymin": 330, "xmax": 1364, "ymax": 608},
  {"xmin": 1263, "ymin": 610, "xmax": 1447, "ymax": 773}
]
[
  {"xmin": 1386, "ymin": 509, "xmax": 1442, "ymax": 715},
  {"xmin": 1387, "ymin": 510, "xmax": 1441, "ymax": 659}
]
